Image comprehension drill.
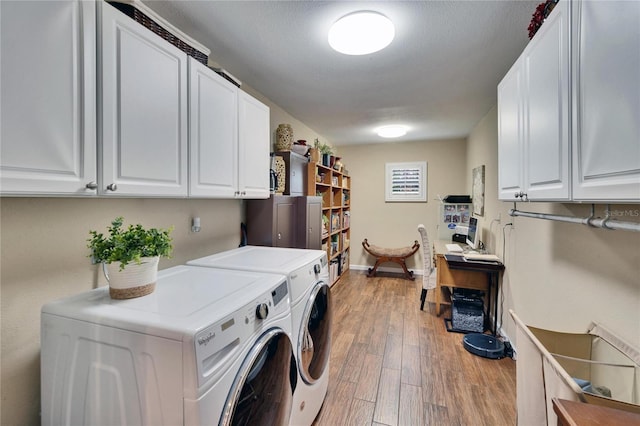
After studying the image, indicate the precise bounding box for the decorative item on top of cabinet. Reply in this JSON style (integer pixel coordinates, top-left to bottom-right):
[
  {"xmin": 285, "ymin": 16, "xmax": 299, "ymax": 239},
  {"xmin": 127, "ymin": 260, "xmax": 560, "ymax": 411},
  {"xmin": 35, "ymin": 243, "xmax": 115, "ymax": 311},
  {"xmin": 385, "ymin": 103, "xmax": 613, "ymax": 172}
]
[
  {"xmin": 107, "ymin": 0, "xmax": 210, "ymax": 64},
  {"xmin": 306, "ymin": 158, "xmax": 351, "ymax": 284},
  {"xmin": 528, "ymin": 0, "xmax": 559, "ymax": 39},
  {"xmin": 275, "ymin": 124, "xmax": 293, "ymax": 151},
  {"xmin": 272, "ymin": 155, "xmax": 286, "ymax": 195}
]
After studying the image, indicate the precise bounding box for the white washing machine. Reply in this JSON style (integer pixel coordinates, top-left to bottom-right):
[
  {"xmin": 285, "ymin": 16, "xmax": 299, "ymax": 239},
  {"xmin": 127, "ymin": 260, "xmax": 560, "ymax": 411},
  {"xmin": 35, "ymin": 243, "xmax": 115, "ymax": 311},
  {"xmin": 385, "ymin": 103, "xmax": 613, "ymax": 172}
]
[
  {"xmin": 41, "ymin": 265, "xmax": 295, "ymax": 426},
  {"xmin": 187, "ymin": 246, "xmax": 332, "ymax": 426}
]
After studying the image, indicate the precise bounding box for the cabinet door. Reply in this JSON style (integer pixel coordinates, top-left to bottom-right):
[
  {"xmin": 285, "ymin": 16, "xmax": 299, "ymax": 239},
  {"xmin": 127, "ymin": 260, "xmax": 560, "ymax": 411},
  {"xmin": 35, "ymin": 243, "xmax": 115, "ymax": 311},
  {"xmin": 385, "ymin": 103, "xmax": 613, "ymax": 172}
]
[
  {"xmin": 572, "ymin": 1, "xmax": 640, "ymax": 201},
  {"xmin": 274, "ymin": 197, "xmax": 295, "ymax": 248},
  {"xmin": 497, "ymin": 60, "xmax": 524, "ymax": 201},
  {"xmin": 295, "ymin": 196, "xmax": 322, "ymax": 249},
  {"xmin": 188, "ymin": 58, "xmax": 238, "ymax": 197},
  {"xmin": 238, "ymin": 91, "xmax": 270, "ymax": 199},
  {"xmin": 0, "ymin": 0, "xmax": 97, "ymax": 195},
  {"xmin": 523, "ymin": 0, "xmax": 571, "ymax": 200},
  {"xmin": 99, "ymin": 2, "xmax": 188, "ymax": 196}
]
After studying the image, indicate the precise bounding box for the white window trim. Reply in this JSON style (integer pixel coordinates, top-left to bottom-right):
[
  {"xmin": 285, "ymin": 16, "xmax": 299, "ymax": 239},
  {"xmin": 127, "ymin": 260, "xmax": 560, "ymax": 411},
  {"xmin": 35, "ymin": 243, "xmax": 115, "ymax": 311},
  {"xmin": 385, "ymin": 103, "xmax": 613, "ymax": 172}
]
[{"xmin": 385, "ymin": 161, "xmax": 427, "ymax": 202}]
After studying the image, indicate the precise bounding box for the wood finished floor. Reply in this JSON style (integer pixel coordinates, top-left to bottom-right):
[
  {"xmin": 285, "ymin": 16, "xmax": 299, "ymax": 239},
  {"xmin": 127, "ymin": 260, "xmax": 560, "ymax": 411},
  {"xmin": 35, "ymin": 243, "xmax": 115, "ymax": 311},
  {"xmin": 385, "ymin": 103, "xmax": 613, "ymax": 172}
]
[{"xmin": 312, "ymin": 270, "xmax": 516, "ymax": 426}]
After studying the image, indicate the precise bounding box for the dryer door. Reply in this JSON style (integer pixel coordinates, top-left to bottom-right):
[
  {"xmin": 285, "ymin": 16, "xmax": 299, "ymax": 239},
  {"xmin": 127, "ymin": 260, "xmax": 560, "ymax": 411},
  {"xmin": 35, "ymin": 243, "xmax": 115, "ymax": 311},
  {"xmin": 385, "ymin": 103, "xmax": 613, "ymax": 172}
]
[
  {"xmin": 221, "ymin": 328, "xmax": 294, "ymax": 426},
  {"xmin": 298, "ymin": 281, "xmax": 332, "ymax": 384}
]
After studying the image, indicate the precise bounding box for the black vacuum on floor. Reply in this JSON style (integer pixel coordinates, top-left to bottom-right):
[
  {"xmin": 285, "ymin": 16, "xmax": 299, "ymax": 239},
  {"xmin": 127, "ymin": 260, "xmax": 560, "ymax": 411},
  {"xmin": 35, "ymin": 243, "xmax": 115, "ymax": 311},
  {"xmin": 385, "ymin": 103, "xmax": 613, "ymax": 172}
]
[{"xmin": 463, "ymin": 333, "xmax": 506, "ymax": 359}]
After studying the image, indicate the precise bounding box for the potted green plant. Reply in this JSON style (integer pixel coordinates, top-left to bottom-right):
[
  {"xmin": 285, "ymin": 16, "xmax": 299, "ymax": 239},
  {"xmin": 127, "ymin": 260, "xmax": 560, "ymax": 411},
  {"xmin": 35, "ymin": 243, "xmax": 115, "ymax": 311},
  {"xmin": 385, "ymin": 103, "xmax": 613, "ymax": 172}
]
[
  {"xmin": 315, "ymin": 140, "xmax": 333, "ymax": 167},
  {"xmin": 88, "ymin": 216, "xmax": 173, "ymax": 299}
]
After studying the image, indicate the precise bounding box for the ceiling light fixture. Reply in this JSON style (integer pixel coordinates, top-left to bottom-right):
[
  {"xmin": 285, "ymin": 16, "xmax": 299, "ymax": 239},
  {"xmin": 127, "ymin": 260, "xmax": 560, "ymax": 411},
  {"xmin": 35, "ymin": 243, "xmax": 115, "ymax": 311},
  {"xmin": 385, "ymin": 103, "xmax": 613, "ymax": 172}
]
[
  {"xmin": 328, "ymin": 11, "xmax": 395, "ymax": 55},
  {"xmin": 377, "ymin": 125, "xmax": 408, "ymax": 138}
]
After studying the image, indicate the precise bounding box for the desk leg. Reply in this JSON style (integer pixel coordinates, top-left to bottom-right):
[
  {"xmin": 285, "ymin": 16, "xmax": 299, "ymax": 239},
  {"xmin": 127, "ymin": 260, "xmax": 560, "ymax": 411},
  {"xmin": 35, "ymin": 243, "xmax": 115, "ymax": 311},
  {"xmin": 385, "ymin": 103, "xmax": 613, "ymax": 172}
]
[
  {"xmin": 493, "ymin": 272, "xmax": 499, "ymax": 337},
  {"xmin": 486, "ymin": 273, "xmax": 492, "ymax": 335},
  {"xmin": 435, "ymin": 264, "xmax": 442, "ymax": 316}
]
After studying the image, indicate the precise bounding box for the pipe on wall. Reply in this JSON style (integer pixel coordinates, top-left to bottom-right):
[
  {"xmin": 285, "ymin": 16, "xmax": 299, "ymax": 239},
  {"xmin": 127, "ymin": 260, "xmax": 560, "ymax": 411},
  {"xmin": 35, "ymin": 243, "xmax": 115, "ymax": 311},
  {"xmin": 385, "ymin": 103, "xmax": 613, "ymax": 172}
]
[{"xmin": 508, "ymin": 204, "xmax": 640, "ymax": 233}]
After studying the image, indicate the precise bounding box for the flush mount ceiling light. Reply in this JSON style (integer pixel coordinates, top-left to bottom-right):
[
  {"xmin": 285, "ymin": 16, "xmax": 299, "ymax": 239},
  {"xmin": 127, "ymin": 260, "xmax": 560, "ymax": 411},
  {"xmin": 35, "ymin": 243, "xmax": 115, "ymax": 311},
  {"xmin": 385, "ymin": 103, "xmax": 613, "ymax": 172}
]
[
  {"xmin": 328, "ymin": 11, "xmax": 395, "ymax": 55},
  {"xmin": 377, "ymin": 125, "xmax": 408, "ymax": 138}
]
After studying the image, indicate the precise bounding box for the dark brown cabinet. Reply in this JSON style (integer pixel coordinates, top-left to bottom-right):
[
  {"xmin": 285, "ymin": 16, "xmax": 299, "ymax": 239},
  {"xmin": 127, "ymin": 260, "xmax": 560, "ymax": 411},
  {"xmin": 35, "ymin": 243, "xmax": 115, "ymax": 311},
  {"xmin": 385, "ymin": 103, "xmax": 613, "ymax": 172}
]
[{"xmin": 245, "ymin": 195, "xmax": 321, "ymax": 249}]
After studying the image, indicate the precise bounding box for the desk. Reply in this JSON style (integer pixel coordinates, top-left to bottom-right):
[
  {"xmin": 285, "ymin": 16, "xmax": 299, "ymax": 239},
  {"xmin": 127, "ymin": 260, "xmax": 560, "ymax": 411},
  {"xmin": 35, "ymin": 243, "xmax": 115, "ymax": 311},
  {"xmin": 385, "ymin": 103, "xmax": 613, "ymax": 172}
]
[{"xmin": 433, "ymin": 240, "xmax": 504, "ymax": 335}]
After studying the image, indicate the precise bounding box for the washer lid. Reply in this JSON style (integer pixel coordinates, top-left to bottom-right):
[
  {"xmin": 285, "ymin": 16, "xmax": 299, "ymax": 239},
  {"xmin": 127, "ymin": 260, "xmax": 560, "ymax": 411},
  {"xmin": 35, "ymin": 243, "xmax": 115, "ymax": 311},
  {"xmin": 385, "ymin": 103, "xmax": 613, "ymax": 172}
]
[
  {"xmin": 42, "ymin": 265, "xmax": 288, "ymax": 340},
  {"xmin": 187, "ymin": 245, "xmax": 327, "ymax": 274}
]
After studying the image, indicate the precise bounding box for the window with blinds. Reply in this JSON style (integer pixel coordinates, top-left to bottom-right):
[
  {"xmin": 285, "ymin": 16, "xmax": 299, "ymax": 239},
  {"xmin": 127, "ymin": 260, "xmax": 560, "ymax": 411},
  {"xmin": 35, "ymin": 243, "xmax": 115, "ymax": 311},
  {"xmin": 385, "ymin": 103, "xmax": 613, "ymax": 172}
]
[{"xmin": 385, "ymin": 162, "xmax": 427, "ymax": 202}]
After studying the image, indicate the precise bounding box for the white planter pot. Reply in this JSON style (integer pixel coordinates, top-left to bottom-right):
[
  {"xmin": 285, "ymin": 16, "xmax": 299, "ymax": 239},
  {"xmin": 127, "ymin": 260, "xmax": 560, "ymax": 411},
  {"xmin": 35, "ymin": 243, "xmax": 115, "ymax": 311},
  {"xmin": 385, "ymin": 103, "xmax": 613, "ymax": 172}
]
[{"xmin": 104, "ymin": 256, "xmax": 159, "ymax": 299}]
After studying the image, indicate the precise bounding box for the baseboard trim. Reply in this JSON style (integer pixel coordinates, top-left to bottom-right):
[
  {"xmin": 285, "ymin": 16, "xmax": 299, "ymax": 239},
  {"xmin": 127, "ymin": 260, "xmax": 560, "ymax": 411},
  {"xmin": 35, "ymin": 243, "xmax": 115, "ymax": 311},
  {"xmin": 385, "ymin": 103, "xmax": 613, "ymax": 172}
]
[{"xmin": 350, "ymin": 264, "xmax": 424, "ymax": 276}]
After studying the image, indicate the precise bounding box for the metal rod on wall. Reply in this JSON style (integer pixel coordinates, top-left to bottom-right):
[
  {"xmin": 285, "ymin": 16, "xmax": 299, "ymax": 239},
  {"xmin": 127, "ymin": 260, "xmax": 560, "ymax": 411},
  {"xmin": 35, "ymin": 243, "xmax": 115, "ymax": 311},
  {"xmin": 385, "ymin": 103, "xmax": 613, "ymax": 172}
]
[{"xmin": 508, "ymin": 204, "xmax": 640, "ymax": 233}]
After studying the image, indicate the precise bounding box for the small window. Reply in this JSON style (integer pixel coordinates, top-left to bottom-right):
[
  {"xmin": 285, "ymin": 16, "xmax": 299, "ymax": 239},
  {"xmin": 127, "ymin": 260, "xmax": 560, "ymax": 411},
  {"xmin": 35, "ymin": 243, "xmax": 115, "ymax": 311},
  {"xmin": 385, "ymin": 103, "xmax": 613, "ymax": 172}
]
[{"xmin": 385, "ymin": 162, "xmax": 427, "ymax": 202}]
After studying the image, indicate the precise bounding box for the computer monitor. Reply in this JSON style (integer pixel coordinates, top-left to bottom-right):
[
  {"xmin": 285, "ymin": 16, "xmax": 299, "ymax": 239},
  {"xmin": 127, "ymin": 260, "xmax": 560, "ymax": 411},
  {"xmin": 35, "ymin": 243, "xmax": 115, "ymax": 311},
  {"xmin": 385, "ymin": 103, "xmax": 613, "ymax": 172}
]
[{"xmin": 466, "ymin": 217, "xmax": 479, "ymax": 250}]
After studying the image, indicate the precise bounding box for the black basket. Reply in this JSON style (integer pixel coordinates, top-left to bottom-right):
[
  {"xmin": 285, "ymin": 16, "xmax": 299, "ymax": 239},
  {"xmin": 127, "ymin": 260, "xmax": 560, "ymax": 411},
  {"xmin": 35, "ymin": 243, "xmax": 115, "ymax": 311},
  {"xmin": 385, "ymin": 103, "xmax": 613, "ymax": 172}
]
[{"xmin": 109, "ymin": 2, "xmax": 208, "ymax": 65}]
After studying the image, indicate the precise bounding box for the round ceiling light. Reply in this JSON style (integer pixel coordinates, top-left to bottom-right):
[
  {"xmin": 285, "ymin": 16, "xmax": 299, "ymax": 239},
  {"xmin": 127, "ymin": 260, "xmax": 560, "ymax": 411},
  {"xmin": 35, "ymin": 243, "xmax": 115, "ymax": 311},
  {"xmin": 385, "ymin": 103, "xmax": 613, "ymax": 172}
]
[
  {"xmin": 376, "ymin": 125, "xmax": 408, "ymax": 138},
  {"xmin": 328, "ymin": 11, "xmax": 395, "ymax": 55}
]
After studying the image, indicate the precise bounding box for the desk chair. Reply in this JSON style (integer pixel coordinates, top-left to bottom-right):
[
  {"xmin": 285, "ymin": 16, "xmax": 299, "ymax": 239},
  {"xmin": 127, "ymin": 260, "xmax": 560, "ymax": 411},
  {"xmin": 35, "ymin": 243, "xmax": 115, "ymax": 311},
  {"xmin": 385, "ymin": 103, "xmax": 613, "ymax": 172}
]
[{"xmin": 417, "ymin": 224, "xmax": 437, "ymax": 310}]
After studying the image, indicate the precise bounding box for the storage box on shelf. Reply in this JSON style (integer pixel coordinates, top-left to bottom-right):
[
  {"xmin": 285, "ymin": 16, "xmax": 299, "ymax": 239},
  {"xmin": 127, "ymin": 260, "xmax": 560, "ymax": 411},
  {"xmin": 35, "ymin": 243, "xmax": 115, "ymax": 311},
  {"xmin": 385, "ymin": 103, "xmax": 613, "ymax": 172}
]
[{"xmin": 307, "ymin": 160, "xmax": 351, "ymax": 285}]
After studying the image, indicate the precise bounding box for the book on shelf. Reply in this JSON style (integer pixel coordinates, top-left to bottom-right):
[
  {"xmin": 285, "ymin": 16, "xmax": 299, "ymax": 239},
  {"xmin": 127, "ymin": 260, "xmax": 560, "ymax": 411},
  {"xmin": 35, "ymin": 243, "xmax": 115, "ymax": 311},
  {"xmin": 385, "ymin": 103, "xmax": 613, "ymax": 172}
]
[
  {"xmin": 342, "ymin": 211, "xmax": 350, "ymax": 228},
  {"xmin": 330, "ymin": 213, "xmax": 340, "ymax": 232}
]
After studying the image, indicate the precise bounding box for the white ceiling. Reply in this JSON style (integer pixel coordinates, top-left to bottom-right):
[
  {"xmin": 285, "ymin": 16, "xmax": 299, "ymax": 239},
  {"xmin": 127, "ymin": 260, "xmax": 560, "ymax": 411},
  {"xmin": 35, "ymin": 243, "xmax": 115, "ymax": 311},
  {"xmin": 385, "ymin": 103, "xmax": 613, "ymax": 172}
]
[{"xmin": 146, "ymin": 0, "xmax": 537, "ymax": 146}]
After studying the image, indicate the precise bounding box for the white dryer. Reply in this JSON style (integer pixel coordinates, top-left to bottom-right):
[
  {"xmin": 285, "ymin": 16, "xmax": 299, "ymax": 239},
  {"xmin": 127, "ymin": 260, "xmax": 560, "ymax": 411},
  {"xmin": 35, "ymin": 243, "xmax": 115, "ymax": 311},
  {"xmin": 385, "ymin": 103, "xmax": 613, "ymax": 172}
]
[
  {"xmin": 188, "ymin": 246, "xmax": 332, "ymax": 426},
  {"xmin": 41, "ymin": 265, "xmax": 294, "ymax": 426}
]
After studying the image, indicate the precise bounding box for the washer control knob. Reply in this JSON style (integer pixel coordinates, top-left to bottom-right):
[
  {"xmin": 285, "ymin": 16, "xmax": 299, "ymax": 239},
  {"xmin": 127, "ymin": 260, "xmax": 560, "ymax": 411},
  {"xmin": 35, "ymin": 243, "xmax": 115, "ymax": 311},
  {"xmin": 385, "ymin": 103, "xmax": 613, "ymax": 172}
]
[
  {"xmin": 314, "ymin": 264, "xmax": 321, "ymax": 275},
  {"xmin": 255, "ymin": 303, "xmax": 269, "ymax": 320}
]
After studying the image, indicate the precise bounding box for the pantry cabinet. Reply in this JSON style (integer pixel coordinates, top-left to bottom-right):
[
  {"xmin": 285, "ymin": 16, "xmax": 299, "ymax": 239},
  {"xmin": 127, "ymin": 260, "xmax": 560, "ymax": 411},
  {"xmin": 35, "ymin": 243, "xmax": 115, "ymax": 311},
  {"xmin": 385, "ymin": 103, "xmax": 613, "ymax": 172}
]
[
  {"xmin": 498, "ymin": 0, "xmax": 640, "ymax": 203},
  {"xmin": 0, "ymin": 0, "xmax": 97, "ymax": 195},
  {"xmin": 498, "ymin": 0, "xmax": 570, "ymax": 202},
  {"xmin": 571, "ymin": 0, "xmax": 640, "ymax": 201},
  {"xmin": 99, "ymin": 1, "xmax": 188, "ymax": 196}
]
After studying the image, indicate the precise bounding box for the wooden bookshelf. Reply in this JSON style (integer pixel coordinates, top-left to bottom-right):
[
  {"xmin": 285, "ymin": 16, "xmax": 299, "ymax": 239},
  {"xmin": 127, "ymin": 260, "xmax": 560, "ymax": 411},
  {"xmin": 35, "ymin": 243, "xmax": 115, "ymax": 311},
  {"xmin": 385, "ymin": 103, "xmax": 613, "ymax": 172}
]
[{"xmin": 307, "ymin": 160, "xmax": 350, "ymax": 285}]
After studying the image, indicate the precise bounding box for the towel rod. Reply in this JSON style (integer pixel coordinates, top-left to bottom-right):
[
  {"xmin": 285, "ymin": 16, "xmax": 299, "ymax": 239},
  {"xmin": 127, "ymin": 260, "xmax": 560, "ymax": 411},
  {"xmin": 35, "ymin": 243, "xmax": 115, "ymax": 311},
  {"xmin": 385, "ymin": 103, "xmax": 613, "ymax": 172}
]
[{"xmin": 508, "ymin": 204, "xmax": 640, "ymax": 232}]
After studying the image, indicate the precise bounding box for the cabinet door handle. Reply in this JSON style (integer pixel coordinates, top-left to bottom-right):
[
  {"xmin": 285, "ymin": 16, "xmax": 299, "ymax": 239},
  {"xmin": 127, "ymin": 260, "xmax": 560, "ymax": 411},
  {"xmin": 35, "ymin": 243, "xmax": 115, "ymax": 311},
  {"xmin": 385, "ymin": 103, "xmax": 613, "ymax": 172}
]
[
  {"xmin": 106, "ymin": 183, "xmax": 117, "ymax": 192},
  {"xmin": 278, "ymin": 233, "xmax": 282, "ymax": 240},
  {"xmin": 85, "ymin": 181, "xmax": 98, "ymax": 190}
]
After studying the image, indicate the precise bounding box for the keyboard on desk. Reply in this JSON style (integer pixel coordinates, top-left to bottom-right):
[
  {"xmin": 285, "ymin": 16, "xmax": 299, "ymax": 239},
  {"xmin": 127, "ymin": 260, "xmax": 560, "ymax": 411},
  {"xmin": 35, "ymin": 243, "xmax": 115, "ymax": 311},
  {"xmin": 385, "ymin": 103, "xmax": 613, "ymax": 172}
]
[
  {"xmin": 445, "ymin": 243, "xmax": 464, "ymax": 253},
  {"xmin": 463, "ymin": 253, "xmax": 501, "ymax": 262}
]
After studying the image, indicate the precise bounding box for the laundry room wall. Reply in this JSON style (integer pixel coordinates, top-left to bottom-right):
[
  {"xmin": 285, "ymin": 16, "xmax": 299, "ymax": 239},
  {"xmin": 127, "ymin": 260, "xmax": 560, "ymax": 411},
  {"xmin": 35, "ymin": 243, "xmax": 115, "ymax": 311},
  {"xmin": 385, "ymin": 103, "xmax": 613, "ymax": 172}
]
[
  {"xmin": 337, "ymin": 138, "xmax": 469, "ymax": 274},
  {"xmin": 0, "ymin": 86, "xmax": 328, "ymax": 425}
]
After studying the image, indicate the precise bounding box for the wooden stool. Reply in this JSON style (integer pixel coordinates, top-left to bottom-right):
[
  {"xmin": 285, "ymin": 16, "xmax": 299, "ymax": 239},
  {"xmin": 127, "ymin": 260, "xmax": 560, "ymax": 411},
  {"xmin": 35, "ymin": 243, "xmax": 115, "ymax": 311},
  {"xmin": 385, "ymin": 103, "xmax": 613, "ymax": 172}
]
[{"xmin": 362, "ymin": 239, "xmax": 420, "ymax": 280}]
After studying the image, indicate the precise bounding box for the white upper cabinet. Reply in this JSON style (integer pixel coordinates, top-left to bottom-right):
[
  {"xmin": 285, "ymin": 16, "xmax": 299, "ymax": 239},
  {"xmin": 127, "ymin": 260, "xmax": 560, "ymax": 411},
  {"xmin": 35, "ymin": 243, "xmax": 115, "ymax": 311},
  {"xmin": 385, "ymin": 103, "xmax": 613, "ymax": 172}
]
[
  {"xmin": 571, "ymin": 0, "xmax": 640, "ymax": 202},
  {"xmin": 188, "ymin": 58, "xmax": 238, "ymax": 197},
  {"xmin": 99, "ymin": 1, "xmax": 188, "ymax": 197},
  {"xmin": 498, "ymin": 58, "xmax": 525, "ymax": 201},
  {"xmin": 498, "ymin": 0, "xmax": 570, "ymax": 201},
  {"xmin": 0, "ymin": 0, "xmax": 97, "ymax": 195},
  {"xmin": 523, "ymin": 0, "xmax": 570, "ymax": 201},
  {"xmin": 498, "ymin": 0, "xmax": 639, "ymax": 203},
  {"xmin": 188, "ymin": 59, "xmax": 270, "ymax": 198},
  {"xmin": 238, "ymin": 91, "xmax": 270, "ymax": 199}
]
